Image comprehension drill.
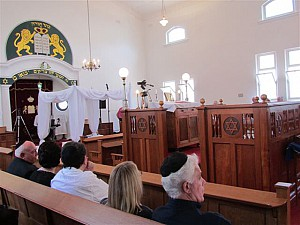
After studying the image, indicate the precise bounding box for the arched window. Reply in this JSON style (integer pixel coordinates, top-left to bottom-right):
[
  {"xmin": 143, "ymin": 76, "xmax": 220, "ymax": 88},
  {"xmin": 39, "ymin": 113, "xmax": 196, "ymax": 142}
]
[
  {"xmin": 262, "ymin": 0, "xmax": 295, "ymax": 20},
  {"xmin": 166, "ymin": 27, "xmax": 186, "ymax": 45}
]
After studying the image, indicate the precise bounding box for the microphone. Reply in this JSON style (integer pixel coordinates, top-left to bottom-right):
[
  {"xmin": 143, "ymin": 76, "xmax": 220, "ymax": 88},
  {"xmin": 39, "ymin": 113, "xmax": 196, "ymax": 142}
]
[{"xmin": 106, "ymin": 84, "xmax": 109, "ymax": 91}]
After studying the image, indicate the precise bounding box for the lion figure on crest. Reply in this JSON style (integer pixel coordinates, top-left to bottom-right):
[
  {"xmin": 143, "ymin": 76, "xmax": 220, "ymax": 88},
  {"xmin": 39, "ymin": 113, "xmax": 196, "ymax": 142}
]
[
  {"xmin": 49, "ymin": 34, "xmax": 66, "ymax": 60},
  {"xmin": 14, "ymin": 29, "xmax": 36, "ymax": 56}
]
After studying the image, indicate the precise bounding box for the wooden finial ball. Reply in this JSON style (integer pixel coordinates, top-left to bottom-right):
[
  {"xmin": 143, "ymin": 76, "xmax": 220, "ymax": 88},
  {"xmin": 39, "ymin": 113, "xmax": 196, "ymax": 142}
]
[
  {"xmin": 159, "ymin": 100, "xmax": 164, "ymax": 108},
  {"xmin": 252, "ymin": 96, "xmax": 259, "ymax": 103},
  {"xmin": 260, "ymin": 94, "xmax": 268, "ymax": 103},
  {"xmin": 200, "ymin": 98, "xmax": 205, "ymax": 106}
]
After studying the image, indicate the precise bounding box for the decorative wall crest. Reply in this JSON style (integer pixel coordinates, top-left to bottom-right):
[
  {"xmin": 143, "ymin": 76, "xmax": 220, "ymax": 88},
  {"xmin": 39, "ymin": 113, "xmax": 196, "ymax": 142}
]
[{"xmin": 6, "ymin": 21, "xmax": 73, "ymax": 65}]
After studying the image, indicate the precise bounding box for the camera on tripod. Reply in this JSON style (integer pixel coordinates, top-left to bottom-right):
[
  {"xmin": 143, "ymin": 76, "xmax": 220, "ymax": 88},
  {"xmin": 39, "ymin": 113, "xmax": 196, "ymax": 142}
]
[{"xmin": 137, "ymin": 80, "xmax": 154, "ymax": 90}]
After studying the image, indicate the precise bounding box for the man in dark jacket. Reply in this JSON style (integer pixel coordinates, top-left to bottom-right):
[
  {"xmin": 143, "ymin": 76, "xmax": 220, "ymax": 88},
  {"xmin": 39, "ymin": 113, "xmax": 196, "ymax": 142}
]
[
  {"xmin": 152, "ymin": 152, "xmax": 231, "ymax": 225},
  {"xmin": 7, "ymin": 141, "xmax": 38, "ymax": 179}
]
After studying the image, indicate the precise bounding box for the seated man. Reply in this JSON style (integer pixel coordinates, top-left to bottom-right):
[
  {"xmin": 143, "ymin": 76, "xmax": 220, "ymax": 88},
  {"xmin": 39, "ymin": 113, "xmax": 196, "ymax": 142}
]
[
  {"xmin": 152, "ymin": 152, "xmax": 231, "ymax": 225},
  {"xmin": 6, "ymin": 141, "xmax": 38, "ymax": 179},
  {"xmin": 51, "ymin": 141, "xmax": 108, "ymax": 203}
]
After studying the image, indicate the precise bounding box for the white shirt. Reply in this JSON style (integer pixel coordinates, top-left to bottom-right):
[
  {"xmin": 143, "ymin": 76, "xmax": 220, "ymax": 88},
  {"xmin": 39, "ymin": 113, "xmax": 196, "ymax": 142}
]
[{"xmin": 51, "ymin": 167, "xmax": 108, "ymax": 203}]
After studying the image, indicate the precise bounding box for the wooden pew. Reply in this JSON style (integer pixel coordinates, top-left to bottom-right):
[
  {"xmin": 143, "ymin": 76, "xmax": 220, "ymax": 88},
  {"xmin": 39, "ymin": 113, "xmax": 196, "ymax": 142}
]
[
  {"xmin": 0, "ymin": 171, "xmax": 161, "ymax": 225},
  {"xmin": 80, "ymin": 133, "xmax": 123, "ymax": 165},
  {"xmin": 0, "ymin": 146, "xmax": 14, "ymax": 171},
  {"xmin": 93, "ymin": 163, "xmax": 291, "ymax": 225}
]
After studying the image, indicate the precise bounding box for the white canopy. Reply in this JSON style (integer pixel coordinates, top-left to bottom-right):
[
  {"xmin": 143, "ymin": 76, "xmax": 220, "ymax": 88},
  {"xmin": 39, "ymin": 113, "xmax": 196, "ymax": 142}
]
[{"xmin": 38, "ymin": 86, "xmax": 124, "ymax": 142}]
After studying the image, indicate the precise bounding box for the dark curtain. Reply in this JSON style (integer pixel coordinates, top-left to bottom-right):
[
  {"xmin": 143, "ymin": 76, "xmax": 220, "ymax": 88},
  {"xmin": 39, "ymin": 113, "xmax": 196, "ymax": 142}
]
[{"xmin": 9, "ymin": 79, "xmax": 53, "ymax": 145}]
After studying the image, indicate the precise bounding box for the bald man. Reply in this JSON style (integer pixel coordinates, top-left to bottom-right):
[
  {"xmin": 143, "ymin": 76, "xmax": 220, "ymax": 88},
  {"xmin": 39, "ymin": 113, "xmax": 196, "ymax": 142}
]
[{"xmin": 7, "ymin": 141, "xmax": 38, "ymax": 179}]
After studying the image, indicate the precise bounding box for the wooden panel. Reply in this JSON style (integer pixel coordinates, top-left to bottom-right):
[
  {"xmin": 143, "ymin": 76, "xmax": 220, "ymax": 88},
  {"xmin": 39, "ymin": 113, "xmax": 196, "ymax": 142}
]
[
  {"xmin": 50, "ymin": 212, "xmax": 84, "ymax": 225},
  {"xmin": 214, "ymin": 143, "xmax": 232, "ymax": 185},
  {"xmin": 123, "ymin": 109, "xmax": 167, "ymax": 173},
  {"xmin": 203, "ymin": 102, "xmax": 300, "ymax": 191},
  {"xmin": 236, "ymin": 144, "xmax": 256, "ymax": 189},
  {"xmin": 131, "ymin": 138, "xmax": 144, "ymax": 170},
  {"xmin": 0, "ymin": 147, "xmax": 13, "ymax": 171},
  {"xmin": 189, "ymin": 115, "xmax": 198, "ymax": 141},
  {"xmin": 219, "ymin": 201, "xmax": 267, "ymax": 225},
  {"xmin": 142, "ymin": 185, "xmax": 168, "ymax": 210},
  {"xmin": 179, "ymin": 117, "xmax": 189, "ymax": 143},
  {"xmin": 145, "ymin": 138, "xmax": 162, "ymax": 174},
  {"xmin": 0, "ymin": 131, "xmax": 15, "ymax": 148},
  {"xmin": 167, "ymin": 108, "xmax": 199, "ymax": 149},
  {"xmin": 26, "ymin": 200, "xmax": 49, "ymax": 225},
  {"xmin": 269, "ymin": 140, "xmax": 291, "ymax": 188}
]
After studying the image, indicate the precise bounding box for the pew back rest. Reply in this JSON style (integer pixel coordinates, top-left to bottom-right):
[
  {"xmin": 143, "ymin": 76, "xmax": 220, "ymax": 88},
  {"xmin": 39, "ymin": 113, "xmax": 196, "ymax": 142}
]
[{"xmin": 0, "ymin": 171, "xmax": 161, "ymax": 225}]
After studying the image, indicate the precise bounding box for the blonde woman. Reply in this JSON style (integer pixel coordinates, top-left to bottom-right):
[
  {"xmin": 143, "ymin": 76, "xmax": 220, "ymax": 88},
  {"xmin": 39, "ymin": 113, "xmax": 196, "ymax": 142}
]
[{"xmin": 107, "ymin": 161, "xmax": 153, "ymax": 219}]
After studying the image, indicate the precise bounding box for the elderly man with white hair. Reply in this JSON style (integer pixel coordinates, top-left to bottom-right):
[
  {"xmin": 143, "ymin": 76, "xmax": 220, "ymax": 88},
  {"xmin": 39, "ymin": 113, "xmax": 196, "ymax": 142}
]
[
  {"xmin": 152, "ymin": 152, "xmax": 231, "ymax": 225},
  {"xmin": 7, "ymin": 141, "xmax": 38, "ymax": 179}
]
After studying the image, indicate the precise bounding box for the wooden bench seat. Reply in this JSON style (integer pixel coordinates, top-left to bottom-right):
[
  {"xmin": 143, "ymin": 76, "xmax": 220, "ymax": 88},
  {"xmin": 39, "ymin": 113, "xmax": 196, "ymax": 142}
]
[
  {"xmin": 93, "ymin": 163, "xmax": 291, "ymax": 225},
  {"xmin": 0, "ymin": 171, "xmax": 161, "ymax": 225},
  {"xmin": 80, "ymin": 133, "xmax": 123, "ymax": 165}
]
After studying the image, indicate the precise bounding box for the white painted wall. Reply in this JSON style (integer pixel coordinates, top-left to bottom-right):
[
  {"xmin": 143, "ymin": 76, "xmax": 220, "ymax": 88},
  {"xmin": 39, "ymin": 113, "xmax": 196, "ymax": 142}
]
[
  {"xmin": 144, "ymin": 1, "xmax": 300, "ymax": 104},
  {"xmin": 0, "ymin": 0, "xmax": 146, "ymax": 130},
  {"xmin": 0, "ymin": 0, "xmax": 299, "ymax": 130}
]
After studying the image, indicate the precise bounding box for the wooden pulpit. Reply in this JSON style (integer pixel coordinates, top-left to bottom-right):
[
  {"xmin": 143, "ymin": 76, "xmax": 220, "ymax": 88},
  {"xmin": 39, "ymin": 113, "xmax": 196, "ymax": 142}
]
[{"xmin": 122, "ymin": 108, "xmax": 168, "ymax": 173}]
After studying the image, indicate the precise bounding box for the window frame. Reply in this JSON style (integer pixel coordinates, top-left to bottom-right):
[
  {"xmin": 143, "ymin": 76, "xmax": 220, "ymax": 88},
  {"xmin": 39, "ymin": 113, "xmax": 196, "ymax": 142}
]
[
  {"xmin": 255, "ymin": 52, "xmax": 278, "ymax": 100},
  {"xmin": 285, "ymin": 47, "xmax": 300, "ymax": 100},
  {"xmin": 262, "ymin": 0, "xmax": 296, "ymax": 20},
  {"xmin": 166, "ymin": 26, "xmax": 187, "ymax": 45},
  {"xmin": 162, "ymin": 80, "xmax": 176, "ymax": 102}
]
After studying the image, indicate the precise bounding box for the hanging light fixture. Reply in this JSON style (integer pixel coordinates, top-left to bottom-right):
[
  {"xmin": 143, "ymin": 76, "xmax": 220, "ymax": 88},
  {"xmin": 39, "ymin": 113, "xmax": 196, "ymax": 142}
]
[
  {"xmin": 82, "ymin": 0, "xmax": 100, "ymax": 71},
  {"xmin": 160, "ymin": 0, "xmax": 168, "ymax": 27}
]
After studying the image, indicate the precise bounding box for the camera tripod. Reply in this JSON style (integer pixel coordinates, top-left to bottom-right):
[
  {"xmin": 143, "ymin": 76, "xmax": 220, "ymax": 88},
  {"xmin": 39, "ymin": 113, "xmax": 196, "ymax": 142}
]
[{"xmin": 13, "ymin": 109, "xmax": 33, "ymax": 144}]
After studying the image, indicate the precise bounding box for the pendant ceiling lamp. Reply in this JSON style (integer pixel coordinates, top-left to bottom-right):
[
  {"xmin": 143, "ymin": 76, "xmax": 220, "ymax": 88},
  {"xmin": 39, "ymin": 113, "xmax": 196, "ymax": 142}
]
[{"xmin": 82, "ymin": 0, "xmax": 100, "ymax": 71}]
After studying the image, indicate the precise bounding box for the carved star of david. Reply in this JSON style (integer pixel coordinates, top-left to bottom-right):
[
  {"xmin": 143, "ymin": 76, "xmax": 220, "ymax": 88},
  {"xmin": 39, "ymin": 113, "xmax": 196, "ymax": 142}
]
[
  {"xmin": 224, "ymin": 117, "xmax": 240, "ymax": 135},
  {"xmin": 138, "ymin": 118, "xmax": 147, "ymax": 132}
]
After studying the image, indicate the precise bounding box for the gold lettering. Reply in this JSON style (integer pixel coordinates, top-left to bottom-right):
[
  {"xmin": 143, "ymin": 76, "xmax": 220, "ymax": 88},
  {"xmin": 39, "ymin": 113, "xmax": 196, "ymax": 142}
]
[{"xmin": 43, "ymin": 23, "xmax": 51, "ymax": 29}]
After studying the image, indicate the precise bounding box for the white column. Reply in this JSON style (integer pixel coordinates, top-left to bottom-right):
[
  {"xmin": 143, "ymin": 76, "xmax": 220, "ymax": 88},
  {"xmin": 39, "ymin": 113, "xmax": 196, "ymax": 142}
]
[{"xmin": 1, "ymin": 85, "xmax": 12, "ymax": 131}]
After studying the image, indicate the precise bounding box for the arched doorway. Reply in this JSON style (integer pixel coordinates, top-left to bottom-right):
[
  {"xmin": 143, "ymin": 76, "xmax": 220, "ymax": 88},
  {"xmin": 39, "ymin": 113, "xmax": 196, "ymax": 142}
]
[{"xmin": 9, "ymin": 79, "xmax": 53, "ymax": 144}]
